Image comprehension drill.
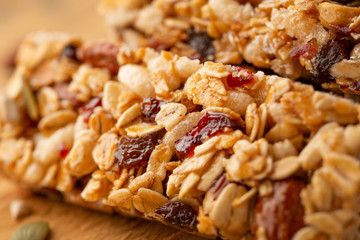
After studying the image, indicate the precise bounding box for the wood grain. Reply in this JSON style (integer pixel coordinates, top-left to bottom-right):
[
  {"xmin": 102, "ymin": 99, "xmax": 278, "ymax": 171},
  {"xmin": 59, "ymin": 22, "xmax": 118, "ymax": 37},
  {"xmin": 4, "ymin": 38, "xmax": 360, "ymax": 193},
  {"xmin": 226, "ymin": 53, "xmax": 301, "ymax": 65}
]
[{"xmin": 0, "ymin": 177, "xmax": 205, "ymax": 240}]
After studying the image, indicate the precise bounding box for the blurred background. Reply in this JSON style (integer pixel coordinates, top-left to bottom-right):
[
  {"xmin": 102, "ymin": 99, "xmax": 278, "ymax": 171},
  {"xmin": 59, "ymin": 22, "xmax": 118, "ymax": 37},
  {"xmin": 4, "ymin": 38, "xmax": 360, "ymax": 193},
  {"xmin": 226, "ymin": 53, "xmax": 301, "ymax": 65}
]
[{"xmin": 0, "ymin": 0, "xmax": 109, "ymax": 84}]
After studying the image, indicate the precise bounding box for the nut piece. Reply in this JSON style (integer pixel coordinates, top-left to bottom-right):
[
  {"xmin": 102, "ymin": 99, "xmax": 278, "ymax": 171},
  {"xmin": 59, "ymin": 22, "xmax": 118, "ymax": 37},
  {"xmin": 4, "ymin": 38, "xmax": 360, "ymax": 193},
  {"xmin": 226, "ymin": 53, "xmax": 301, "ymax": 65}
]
[
  {"xmin": 255, "ymin": 179, "xmax": 305, "ymax": 240},
  {"xmin": 10, "ymin": 199, "xmax": 32, "ymax": 220},
  {"xmin": 319, "ymin": 3, "xmax": 360, "ymax": 34}
]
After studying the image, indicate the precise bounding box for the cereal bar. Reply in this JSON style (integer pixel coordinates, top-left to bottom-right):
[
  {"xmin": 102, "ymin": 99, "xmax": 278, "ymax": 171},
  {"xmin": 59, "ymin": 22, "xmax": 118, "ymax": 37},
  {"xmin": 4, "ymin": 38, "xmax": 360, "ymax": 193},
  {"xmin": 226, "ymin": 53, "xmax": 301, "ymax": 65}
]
[
  {"xmin": 1, "ymin": 31, "xmax": 360, "ymax": 239},
  {"xmin": 99, "ymin": 0, "xmax": 360, "ymax": 96}
]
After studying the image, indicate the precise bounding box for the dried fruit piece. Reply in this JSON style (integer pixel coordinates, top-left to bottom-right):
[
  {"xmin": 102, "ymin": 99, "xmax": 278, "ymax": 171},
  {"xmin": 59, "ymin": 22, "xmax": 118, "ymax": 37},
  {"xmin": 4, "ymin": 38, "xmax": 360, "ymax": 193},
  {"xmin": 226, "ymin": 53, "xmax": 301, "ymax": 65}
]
[
  {"xmin": 226, "ymin": 67, "xmax": 254, "ymax": 88},
  {"xmin": 77, "ymin": 42, "xmax": 119, "ymax": 74},
  {"xmin": 61, "ymin": 43, "xmax": 79, "ymax": 61},
  {"xmin": 255, "ymin": 178, "xmax": 305, "ymax": 240},
  {"xmin": 53, "ymin": 82, "xmax": 81, "ymax": 107},
  {"xmin": 209, "ymin": 173, "xmax": 229, "ymax": 200},
  {"xmin": 175, "ymin": 112, "xmax": 235, "ymax": 159},
  {"xmin": 187, "ymin": 30, "xmax": 215, "ymax": 62},
  {"xmin": 12, "ymin": 221, "xmax": 49, "ymax": 240},
  {"xmin": 58, "ymin": 143, "xmax": 70, "ymax": 158},
  {"xmin": 141, "ymin": 97, "xmax": 165, "ymax": 123},
  {"xmin": 155, "ymin": 201, "xmax": 198, "ymax": 231},
  {"xmin": 313, "ymin": 38, "xmax": 349, "ymax": 83},
  {"xmin": 290, "ymin": 43, "xmax": 317, "ymax": 59},
  {"xmin": 78, "ymin": 98, "xmax": 102, "ymax": 123},
  {"xmin": 115, "ymin": 129, "xmax": 165, "ymax": 169}
]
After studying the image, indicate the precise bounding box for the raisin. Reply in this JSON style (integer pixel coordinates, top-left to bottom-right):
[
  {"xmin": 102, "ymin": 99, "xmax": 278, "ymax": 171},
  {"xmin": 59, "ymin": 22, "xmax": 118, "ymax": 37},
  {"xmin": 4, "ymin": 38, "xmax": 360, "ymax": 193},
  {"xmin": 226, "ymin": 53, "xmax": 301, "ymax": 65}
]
[
  {"xmin": 78, "ymin": 98, "xmax": 102, "ymax": 123},
  {"xmin": 290, "ymin": 43, "xmax": 317, "ymax": 59},
  {"xmin": 175, "ymin": 112, "xmax": 235, "ymax": 159},
  {"xmin": 58, "ymin": 143, "xmax": 70, "ymax": 158},
  {"xmin": 209, "ymin": 174, "xmax": 229, "ymax": 200},
  {"xmin": 313, "ymin": 38, "xmax": 349, "ymax": 83},
  {"xmin": 115, "ymin": 130, "xmax": 165, "ymax": 169},
  {"xmin": 187, "ymin": 29, "xmax": 215, "ymax": 62},
  {"xmin": 226, "ymin": 67, "xmax": 254, "ymax": 88},
  {"xmin": 77, "ymin": 42, "xmax": 120, "ymax": 75},
  {"xmin": 155, "ymin": 201, "xmax": 198, "ymax": 231},
  {"xmin": 53, "ymin": 82, "xmax": 81, "ymax": 107},
  {"xmin": 141, "ymin": 98, "xmax": 165, "ymax": 123},
  {"xmin": 254, "ymin": 178, "xmax": 305, "ymax": 240},
  {"xmin": 62, "ymin": 43, "xmax": 79, "ymax": 61}
]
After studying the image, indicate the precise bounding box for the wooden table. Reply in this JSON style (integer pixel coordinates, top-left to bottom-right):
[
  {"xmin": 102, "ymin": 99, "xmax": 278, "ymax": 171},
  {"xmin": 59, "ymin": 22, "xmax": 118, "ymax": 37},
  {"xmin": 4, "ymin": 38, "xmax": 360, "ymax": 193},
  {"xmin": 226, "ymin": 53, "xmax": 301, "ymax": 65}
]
[{"xmin": 0, "ymin": 177, "xmax": 204, "ymax": 240}]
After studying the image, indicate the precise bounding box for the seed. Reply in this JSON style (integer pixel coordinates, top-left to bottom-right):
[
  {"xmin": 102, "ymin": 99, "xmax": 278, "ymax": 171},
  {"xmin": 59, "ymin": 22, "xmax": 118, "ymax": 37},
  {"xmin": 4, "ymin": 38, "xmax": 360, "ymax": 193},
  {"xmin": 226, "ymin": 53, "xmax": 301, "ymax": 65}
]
[{"xmin": 12, "ymin": 221, "xmax": 49, "ymax": 240}]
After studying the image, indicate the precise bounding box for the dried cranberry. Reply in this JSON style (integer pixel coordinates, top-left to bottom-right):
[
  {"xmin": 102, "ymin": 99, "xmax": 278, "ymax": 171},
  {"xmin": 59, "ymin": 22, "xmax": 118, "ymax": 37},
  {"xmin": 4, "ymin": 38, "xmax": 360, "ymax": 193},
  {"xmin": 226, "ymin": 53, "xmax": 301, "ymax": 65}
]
[
  {"xmin": 290, "ymin": 43, "xmax": 317, "ymax": 59},
  {"xmin": 115, "ymin": 130, "xmax": 165, "ymax": 169},
  {"xmin": 226, "ymin": 67, "xmax": 254, "ymax": 88},
  {"xmin": 155, "ymin": 201, "xmax": 198, "ymax": 231},
  {"xmin": 78, "ymin": 98, "xmax": 102, "ymax": 123},
  {"xmin": 58, "ymin": 143, "xmax": 70, "ymax": 158},
  {"xmin": 141, "ymin": 98, "xmax": 165, "ymax": 123},
  {"xmin": 175, "ymin": 112, "xmax": 235, "ymax": 159},
  {"xmin": 53, "ymin": 82, "xmax": 81, "ymax": 107},
  {"xmin": 313, "ymin": 38, "xmax": 349, "ymax": 83},
  {"xmin": 255, "ymin": 178, "xmax": 305, "ymax": 240},
  {"xmin": 329, "ymin": 24, "xmax": 356, "ymax": 35},
  {"xmin": 187, "ymin": 29, "xmax": 215, "ymax": 62},
  {"xmin": 209, "ymin": 174, "xmax": 229, "ymax": 200},
  {"xmin": 77, "ymin": 42, "xmax": 120, "ymax": 75},
  {"xmin": 349, "ymin": 81, "xmax": 360, "ymax": 92},
  {"xmin": 147, "ymin": 37, "xmax": 170, "ymax": 51},
  {"xmin": 62, "ymin": 43, "xmax": 79, "ymax": 61}
]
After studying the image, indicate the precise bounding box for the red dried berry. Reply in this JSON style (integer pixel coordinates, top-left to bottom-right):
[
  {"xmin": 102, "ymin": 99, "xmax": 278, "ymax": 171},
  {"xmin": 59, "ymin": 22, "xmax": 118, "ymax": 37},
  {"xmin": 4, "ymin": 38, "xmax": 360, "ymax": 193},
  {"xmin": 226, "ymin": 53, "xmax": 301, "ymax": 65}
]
[
  {"xmin": 58, "ymin": 143, "xmax": 70, "ymax": 158},
  {"xmin": 175, "ymin": 112, "xmax": 235, "ymax": 159},
  {"xmin": 78, "ymin": 98, "xmax": 102, "ymax": 123},
  {"xmin": 255, "ymin": 178, "xmax": 305, "ymax": 240},
  {"xmin": 209, "ymin": 174, "xmax": 229, "ymax": 200},
  {"xmin": 155, "ymin": 201, "xmax": 198, "ymax": 231},
  {"xmin": 349, "ymin": 82, "xmax": 360, "ymax": 92},
  {"xmin": 226, "ymin": 67, "xmax": 254, "ymax": 88},
  {"xmin": 290, "ymin": 43, "xmax": 317, "ymax": 59},
  {"xmin": 141, "ymin": 98, "xmax": 165, "ymax": 123},
  {"xmin": 330, "ymin": 24, "xmax": 356, "ymax": 35},
  {"xmin": 77, "ymin": 42, "xmax": 120, "ymax": 75},
  {"xmin": 115, "ymin": 130, "xmax": 165, "ymax": 169}
]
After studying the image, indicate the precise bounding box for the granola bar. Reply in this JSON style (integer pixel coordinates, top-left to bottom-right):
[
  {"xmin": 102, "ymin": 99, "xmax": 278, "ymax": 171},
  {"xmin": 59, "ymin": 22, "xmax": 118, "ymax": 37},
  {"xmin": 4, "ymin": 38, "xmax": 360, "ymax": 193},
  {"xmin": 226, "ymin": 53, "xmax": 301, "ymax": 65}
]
[
  {"xmin": 99, "ymin": 0, "xmax": 360, "ymax": 96},
  {"xmin": 1, "ymin": 31, "xmax": 360, "ymax": 239}
]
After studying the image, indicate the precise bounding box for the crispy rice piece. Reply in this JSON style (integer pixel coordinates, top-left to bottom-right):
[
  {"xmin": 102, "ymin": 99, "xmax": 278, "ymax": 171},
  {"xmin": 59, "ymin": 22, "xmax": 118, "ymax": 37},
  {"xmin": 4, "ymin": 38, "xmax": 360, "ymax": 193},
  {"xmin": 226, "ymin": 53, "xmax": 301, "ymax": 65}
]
[
  {"xmin": 1, "ymin": 31, "xmax": 360, "ymax": 239},
  {"xmin": 99, "ymin": 0, "xmax": 360, "ymax": 97}
]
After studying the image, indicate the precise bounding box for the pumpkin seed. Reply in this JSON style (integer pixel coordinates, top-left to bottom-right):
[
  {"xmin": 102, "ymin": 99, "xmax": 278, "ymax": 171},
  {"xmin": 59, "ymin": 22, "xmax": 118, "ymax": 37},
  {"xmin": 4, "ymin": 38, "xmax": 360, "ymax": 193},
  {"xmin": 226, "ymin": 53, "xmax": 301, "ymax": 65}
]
[
  {"xmin": 22, "ymin": 78, "xmax": 39, "ymax": 121},
  {"xmin": 12, "ymin": 221, "xmax": 49, "ymax": 240}
]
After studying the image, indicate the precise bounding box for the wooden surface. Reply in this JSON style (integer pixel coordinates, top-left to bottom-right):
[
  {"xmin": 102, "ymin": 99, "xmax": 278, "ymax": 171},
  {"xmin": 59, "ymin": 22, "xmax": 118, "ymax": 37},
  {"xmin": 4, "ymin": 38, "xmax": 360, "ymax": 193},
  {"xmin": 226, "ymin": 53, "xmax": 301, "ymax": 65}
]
[
  {"xmin": 0, "ymin": 0, "xmax": 109, "ymax": 84},
  {"xmin": 0, "ymin": 177, "xmax": 205, "ymax": 240}
]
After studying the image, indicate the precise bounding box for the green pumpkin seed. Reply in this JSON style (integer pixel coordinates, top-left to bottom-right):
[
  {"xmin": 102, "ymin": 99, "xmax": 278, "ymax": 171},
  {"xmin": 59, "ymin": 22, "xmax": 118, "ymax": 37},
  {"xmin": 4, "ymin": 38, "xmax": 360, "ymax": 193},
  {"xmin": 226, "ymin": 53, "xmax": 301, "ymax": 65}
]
[
  {"xmin": 22, "ymin": 78, "xmax": 39, "ymax": 121},
  {"xmin": 12, "ymin": 221, "xmax": 49, "ymax": 240}
]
